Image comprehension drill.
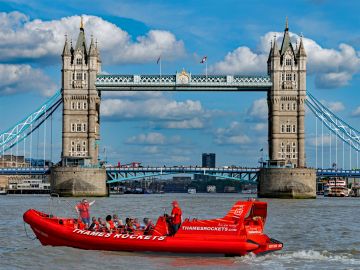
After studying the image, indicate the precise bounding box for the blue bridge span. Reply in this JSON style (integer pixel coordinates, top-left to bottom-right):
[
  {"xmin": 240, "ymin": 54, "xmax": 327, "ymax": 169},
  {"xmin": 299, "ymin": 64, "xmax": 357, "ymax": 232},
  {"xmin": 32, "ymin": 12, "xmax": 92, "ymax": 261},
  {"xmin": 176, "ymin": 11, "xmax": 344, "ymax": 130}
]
[{"xmin": 1, "ymin": 167, "xmax": 360, "ymax": 183}]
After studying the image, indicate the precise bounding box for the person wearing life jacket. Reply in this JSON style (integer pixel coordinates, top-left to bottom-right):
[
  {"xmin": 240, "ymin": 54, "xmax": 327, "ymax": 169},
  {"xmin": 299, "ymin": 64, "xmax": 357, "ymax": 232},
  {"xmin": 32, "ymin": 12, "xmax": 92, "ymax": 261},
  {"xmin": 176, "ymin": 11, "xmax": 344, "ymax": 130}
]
[
  {"xmin": 77, "ymin": 219, "xmax": 86, "ymax": 230},
  {"xmin": 143, "ymin": 218, "xmax": 154, "ymax": 235},
  {"xmin": 75, "ymin": 199, "xmax": 95, "ymax": 227},
  {"xmin": 133, "ymin": 218, "xmax": 141, "ymax": 230},
  {"xmin": 125, "ymin": 218, "xmax": 134, "ymax": 234},
  {"xmin": 105, "ymin": 215, "xmax": 115, "ymax": 233},
  {"xmin": 113, "ymin": 214, "xmax": 123, "ymax": 227},
  {"xmin": 171, "ymin": 200, "xmax": 182, "ymax": 235},
  {"xmin": 88, "ymin": 217, "xmax": 99, "ymax": 231}
]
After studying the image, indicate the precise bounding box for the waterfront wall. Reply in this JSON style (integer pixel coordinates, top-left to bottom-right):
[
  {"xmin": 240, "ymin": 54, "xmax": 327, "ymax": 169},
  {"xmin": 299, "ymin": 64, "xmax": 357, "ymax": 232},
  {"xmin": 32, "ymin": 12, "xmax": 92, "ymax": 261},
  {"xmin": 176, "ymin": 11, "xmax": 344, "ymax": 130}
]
[
  {"xmin": 50, "ymin": 167, "xmax": 108, "ymax": 197},
  {"xmin": 258, "ymin": 167, "xmax": 316, "ymax": 199}
]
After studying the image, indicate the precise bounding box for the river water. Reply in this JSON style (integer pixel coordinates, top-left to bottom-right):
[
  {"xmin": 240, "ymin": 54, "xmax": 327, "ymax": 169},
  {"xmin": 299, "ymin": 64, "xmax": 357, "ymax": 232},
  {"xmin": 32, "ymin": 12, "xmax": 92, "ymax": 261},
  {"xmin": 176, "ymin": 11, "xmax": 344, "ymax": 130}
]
[{"xmin": 0, "ymin": 194, "xmax": 359, "ymax": 270}]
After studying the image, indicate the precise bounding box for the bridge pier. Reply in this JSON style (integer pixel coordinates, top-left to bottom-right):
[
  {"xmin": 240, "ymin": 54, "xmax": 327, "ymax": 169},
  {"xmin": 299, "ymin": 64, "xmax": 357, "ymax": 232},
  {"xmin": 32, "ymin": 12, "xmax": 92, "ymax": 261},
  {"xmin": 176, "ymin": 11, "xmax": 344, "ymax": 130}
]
[
  {"xmin": 258, "ymin": 167, "xmax": 316, "ymax": 199},
  {"xmin": 50, "ymin": 167, "xmax": 108, "ymax": 197}
]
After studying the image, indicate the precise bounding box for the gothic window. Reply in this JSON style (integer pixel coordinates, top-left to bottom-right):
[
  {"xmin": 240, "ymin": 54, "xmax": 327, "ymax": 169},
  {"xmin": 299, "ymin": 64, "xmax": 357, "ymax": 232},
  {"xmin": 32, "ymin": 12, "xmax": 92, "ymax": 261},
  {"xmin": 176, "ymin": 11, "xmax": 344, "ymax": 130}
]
[
  {"xmin": 82, "ymin": 123, "xmax": 87, "ymax": 132},
  {"xmin": 286, "ymin": 59, "xmax": 292, "ymax": 66},
  {"xmin": 71, "ymin": 141, "xmax": 75, "ymax": 146},
  {"xmin": 292, "ymin": 142, "xmax": 296, "ymax": 147},
  {"xmin": 72, "ymin": 73, "xmax": 75, "ymax": 80},
  {"xmin": 76, "ymin": 144, "xmax": 81, "ymax": 151},
  {"xmin": 281, "ymin": 142, "xmax": 284, "ymax": 147},
  {"xmin": 83, "ymin": 141, "xmax": 86, "ymax": 146},
  {"xmin": 83, "ymin": 73, "xmax": 87, "ymax": 80},
  {"xmin": 76, "ymin": 58, "xmax": 82, "ymax": 65},
  {"xmin": 76, "ymin": 73, "xmax": 82, "ymax": 80},
  {"xmin": 292, "ymin": 125, "xmax": 296, "ymax": 133},
  {"xmin": 83, "ymin": 102, "xmax": 87, "ymax": 110},
  {"xmin": 292, "ymin": 103, "xmax": 296, "ymax": 110},
  {"xmin": 286, "ymin": 124, "xmax": 291, "ymax": 133},
  {"xmin": 71, "ymin": 102, "xmax": 75, "ymax": 110},
  {"xmin": 286, "ymin": 74, "xmax": 292, "ymax": 81},
  {"xmin": 71, "ymin": 123, "xmax": 76, "ymax": 132},
  {"xmin": 71, "ymin": 147, "xmax": 75, "ymax": 152},
  {"xmin": 281, "ymin": 125, "xmax": 285, "ymax": 133},
  {"xmin": 287, "ymin": 103, "xmax": 290, "ymax": 110},
  {"xmin": 293, "ymin": 74, "xmax": 296, "ymax": 81},
  {"xmin": 286, "ymin": 144, "xmax": 291, "ymax": 153},
  {"xmin": 281, "ymin": 103, "xmax": 284, "ymax": 111},
  {"xmin": 282, "ymin": 74, "xmax": 284, "ymax": 81},
  {"xmin": 77, "ymin": 102, "xmax": 81, "ymax": 110},
  {"xmin": 77, "ymin": 124, "xmax": 82, "ymax": 132},
  {"xmin": 292, "ymin": 154, "xmax": 296, "ymax": 159}
]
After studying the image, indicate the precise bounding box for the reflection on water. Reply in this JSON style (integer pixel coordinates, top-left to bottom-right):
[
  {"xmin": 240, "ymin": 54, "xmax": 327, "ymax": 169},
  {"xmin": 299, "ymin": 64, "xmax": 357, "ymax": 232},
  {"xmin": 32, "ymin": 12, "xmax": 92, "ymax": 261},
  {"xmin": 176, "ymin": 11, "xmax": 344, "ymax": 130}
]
[{"xmin": 0, "ymin": 194, "xmax": 359, "ymax": 269}]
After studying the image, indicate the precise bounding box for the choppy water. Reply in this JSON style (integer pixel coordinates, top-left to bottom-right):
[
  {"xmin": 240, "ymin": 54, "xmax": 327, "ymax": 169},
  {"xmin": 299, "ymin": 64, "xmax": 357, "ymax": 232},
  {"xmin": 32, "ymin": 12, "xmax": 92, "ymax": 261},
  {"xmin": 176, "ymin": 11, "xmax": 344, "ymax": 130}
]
[{"xmin": 0, "ymin": 194, "xmax": 359, "ymax": 270}]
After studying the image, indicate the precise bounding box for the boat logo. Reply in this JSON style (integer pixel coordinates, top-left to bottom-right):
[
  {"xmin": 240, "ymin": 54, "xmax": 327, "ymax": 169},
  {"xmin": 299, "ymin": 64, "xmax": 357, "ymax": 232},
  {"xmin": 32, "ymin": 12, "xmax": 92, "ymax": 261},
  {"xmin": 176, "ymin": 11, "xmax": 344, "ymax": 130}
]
[{"xmin": 234, "ymin": 206, "xmax": 244, "ymax": 216}]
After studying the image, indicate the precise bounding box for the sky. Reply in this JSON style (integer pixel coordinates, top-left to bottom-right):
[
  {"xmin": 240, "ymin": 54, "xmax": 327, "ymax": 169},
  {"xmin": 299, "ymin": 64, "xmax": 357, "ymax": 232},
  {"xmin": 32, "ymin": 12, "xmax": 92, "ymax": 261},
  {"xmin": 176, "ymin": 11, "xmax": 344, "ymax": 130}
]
[{"xmin": 0, "ymin": 0, "xmax": 360, "ymax": 168}]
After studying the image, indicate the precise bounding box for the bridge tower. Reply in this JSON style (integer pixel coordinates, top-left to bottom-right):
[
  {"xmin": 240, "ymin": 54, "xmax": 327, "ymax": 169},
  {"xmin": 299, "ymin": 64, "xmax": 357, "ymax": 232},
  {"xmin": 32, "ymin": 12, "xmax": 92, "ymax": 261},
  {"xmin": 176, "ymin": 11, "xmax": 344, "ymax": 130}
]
[
  {"xmin": 50, "ymin": 18, "xmax": 107, "ymax": 197},
  {"xmin": 259, "ymin": 19, "xmax": 316, "ymax": 198},
  {"xmin": 61, "ymin": 19, "xmax": 101, "ymax": 166}
]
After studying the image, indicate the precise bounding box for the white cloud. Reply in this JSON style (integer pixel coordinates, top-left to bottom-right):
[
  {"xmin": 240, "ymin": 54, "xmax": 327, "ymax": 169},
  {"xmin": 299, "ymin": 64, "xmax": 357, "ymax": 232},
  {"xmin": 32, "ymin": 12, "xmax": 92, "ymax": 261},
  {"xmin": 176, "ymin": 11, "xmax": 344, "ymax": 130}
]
[
  {"xmin": 163, "ymin": 118, "xmax": 204, "ymax": 129},
  {"xmin": 247, "ymin": 98, "xmax": 268, "ymax": 121},
  {"xmin": 252, "ymin": 123, "xmax": 267, "ymax": 132},
  {"xmin": 101, "ymin": 97, "xmax": 213, "ymax": 129},
  {"xmin": 209, "ymin": 47, "xmax": 267, "ymax": 75},
  {"xmin": 320, "ymin": 100, "xmax": 345, "ymax": 112},
  {"xmin": 308, "ymin": 135, "xmax": 332, "ymax": 146},
  {"xmin": 214, "ymin": 121, "xmax": 252, "ymax": 145},
  {"xmin": 126, "ymin": 132, "xmax": 180, "ymax": 145},
  {"xmin": 351, "ymin": 107, "xmax": 360, "ymax": 117},
  {"xmin": 0, "ymin": 64, "xmax": 57, "ymax": 96},
  {"xmin": 0, "ymin": 12, "xmax": 185, "ymax": 64},
  {"xmin": 210, "ymin": 30, "xmax": 360, "ymax": 88}
]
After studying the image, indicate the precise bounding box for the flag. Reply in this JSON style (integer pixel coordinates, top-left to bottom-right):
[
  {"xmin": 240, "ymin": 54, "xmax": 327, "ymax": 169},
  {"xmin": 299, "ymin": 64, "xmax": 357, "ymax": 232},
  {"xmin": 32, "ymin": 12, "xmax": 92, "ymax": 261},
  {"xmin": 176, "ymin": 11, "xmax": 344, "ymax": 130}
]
[
  {"xmin": 260, "ymin": 148, "xmax": 263, "ymax": 152},
  {"xmin": 200, "ymin": 56, "xmax": 207, "ymax": 64},
  {"xmin": 157, "ymin": 56, "xmax": 161, "ymax": 64}
]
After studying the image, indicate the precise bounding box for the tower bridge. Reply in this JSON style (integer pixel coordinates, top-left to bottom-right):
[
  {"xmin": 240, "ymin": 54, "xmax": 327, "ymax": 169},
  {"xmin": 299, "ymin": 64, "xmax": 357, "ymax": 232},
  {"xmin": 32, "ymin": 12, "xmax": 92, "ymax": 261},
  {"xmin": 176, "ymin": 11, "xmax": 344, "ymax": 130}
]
[{"xmin": 1, "ymin": 19, "xmax": 359, "ymax": 197}]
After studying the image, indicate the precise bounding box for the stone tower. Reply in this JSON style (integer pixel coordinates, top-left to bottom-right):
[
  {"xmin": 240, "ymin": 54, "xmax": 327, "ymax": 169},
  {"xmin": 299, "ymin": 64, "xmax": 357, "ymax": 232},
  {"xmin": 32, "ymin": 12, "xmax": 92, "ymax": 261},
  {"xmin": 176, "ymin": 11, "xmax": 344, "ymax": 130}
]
[
  {"xmin": 267, "ymin": 19, "xmax": 307, "ymax": 168},
  {"xmin": 61, "ymin": 18, "xmax": 101, "ymax": 166},
  {"xmin": 51, "ymin": 18, "xmax": 107, "ymax": 197}
]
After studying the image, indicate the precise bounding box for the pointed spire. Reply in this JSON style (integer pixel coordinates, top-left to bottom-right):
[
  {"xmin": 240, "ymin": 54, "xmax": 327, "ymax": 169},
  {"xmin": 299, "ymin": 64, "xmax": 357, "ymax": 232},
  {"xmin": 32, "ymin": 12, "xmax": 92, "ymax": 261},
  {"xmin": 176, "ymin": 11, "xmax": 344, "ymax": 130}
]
[
  {"xmin": 75, "ymin": 16, "xmax": 87, "ymax": 56},
  {"xmin": 267, "ymin": 40, "xmax": 273, "ymax": 62},
  {"xmin": 89, "ymin": 35, "xmax": 97, "ymax": 56},
  {"xmin": 80, "ymin": 16, "xmax": 84, "ymax": 30},
  {"xmin": 280, "ymin": 17, "xmax": 293, "ymax": 56},
  {"xmin": 297, "ymin": 35, "xmax": 307, "ymax": 57},
  {"xmin": 272, "ymin": 35, "xmax": 280, "ymax": 57},
  {"xmin": 62, "ymin": 35, "xmax": 71, "ymax": 57}
]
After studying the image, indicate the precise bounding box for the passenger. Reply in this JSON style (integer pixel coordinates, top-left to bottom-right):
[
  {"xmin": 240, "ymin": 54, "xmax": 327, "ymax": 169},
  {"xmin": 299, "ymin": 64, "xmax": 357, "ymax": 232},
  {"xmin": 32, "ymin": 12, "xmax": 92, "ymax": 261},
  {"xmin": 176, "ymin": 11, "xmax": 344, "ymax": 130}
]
[
  {"xmin": 125, "ymin": 218, "xmax": 134, "ymax": 234},
  {"xmin": 171, "ymin": 200, "xmax": 182, "ymax": 235},
  {"xmin": 97, "ymin": 217, "xmax": 104, "ymax": 231},
  {"xmin": 75, "ymin": 199, "xmax": 95, "ymax": 227},
  {"xmin": 143, "ymin": 218, "xmax": 154, "ymax": 235},
  {"xmin": 105, "ymin": 215, "xmax": 115, "ymax": 232},
  {"xmin": 113, "ymin": 214, "xmax": 123, "ymax": 227},
  {"xmin": 77, "ymin": 219, "xmax": 86, "ymax": 230},
  {"xmin": 88, "ymin": 217, "xmax": 99, "ymax": 231},
  {"xmin": 133, "ymin": 218, "xmax": 141, "ymax": 230}
]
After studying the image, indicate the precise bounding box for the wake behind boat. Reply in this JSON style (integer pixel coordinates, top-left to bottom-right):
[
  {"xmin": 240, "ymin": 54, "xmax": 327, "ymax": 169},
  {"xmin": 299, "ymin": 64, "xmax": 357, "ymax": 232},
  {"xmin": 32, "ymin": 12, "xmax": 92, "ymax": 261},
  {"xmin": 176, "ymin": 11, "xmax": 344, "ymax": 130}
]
[{"xmin": 23, "ymin": 199, "xmax": 283, "ymax": 256}]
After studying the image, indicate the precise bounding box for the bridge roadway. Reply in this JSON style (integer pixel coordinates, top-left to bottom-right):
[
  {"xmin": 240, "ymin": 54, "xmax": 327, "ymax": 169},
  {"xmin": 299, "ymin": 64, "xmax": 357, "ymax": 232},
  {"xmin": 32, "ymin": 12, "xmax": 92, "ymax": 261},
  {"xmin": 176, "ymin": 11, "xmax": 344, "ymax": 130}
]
[
  {"xmin": 1, "ymin": 167, "xmax": 360, "ymax": 180},
  {"xmin": 95, "ymin": 74, "xmax": 272, "ymax": 92}
]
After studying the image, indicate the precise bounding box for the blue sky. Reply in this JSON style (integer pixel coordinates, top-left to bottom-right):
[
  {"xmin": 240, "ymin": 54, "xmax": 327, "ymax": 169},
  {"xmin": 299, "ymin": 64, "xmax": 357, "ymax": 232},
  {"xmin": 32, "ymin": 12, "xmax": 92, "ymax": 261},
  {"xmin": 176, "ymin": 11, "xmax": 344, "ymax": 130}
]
[{"xmin": 0, "ymin": 0, "xmax": 360, "ymax": 168}]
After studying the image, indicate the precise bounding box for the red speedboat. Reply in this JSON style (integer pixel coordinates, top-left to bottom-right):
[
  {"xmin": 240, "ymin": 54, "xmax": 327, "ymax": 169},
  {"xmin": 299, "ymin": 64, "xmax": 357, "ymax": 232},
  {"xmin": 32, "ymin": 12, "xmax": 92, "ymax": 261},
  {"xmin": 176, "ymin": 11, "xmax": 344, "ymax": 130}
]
[{"xmin": 23, "ymin": 200, "xmax": 283, "ymax": 256}]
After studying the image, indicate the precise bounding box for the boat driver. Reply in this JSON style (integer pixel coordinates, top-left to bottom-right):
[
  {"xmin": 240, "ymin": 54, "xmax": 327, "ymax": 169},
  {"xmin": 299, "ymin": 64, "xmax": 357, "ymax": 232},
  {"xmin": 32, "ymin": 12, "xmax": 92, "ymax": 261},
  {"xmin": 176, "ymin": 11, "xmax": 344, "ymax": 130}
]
[
  {"xmin": 171, "ymin": 201, "xmax": 182, "ymax": 235},
  {"xmin": 75, "ymin": 199, "xmax": 95, "ymax": 227}
]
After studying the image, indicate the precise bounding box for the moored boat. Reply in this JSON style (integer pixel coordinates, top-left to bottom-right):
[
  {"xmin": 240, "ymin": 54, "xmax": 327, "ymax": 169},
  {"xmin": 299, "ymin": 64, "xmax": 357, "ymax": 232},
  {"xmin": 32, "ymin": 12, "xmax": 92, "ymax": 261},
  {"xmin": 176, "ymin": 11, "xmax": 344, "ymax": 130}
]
[{"xmin": 23, "ymin": 200, "xmax": 283, "ymax": 256}]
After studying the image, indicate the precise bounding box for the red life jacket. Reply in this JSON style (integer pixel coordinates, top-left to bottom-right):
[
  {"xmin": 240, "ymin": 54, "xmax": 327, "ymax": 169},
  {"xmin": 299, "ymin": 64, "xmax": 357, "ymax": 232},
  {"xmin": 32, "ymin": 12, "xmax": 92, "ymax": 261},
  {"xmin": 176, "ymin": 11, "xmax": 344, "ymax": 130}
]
[
  {"xmin": 77, "ymin": 203, "xmax": 90, "ymax": 219},
  {"xmin": 171, "ymin": 206, "xmax": 182, "ymax": 224}
]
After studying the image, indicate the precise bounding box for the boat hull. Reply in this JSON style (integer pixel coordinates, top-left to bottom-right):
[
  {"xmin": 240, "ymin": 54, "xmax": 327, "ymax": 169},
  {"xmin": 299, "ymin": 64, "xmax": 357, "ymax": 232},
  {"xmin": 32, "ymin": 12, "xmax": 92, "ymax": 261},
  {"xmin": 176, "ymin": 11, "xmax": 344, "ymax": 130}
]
[{"xmin": 23, "ymin": 200, "xmax": 283, "ymax": 256}]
